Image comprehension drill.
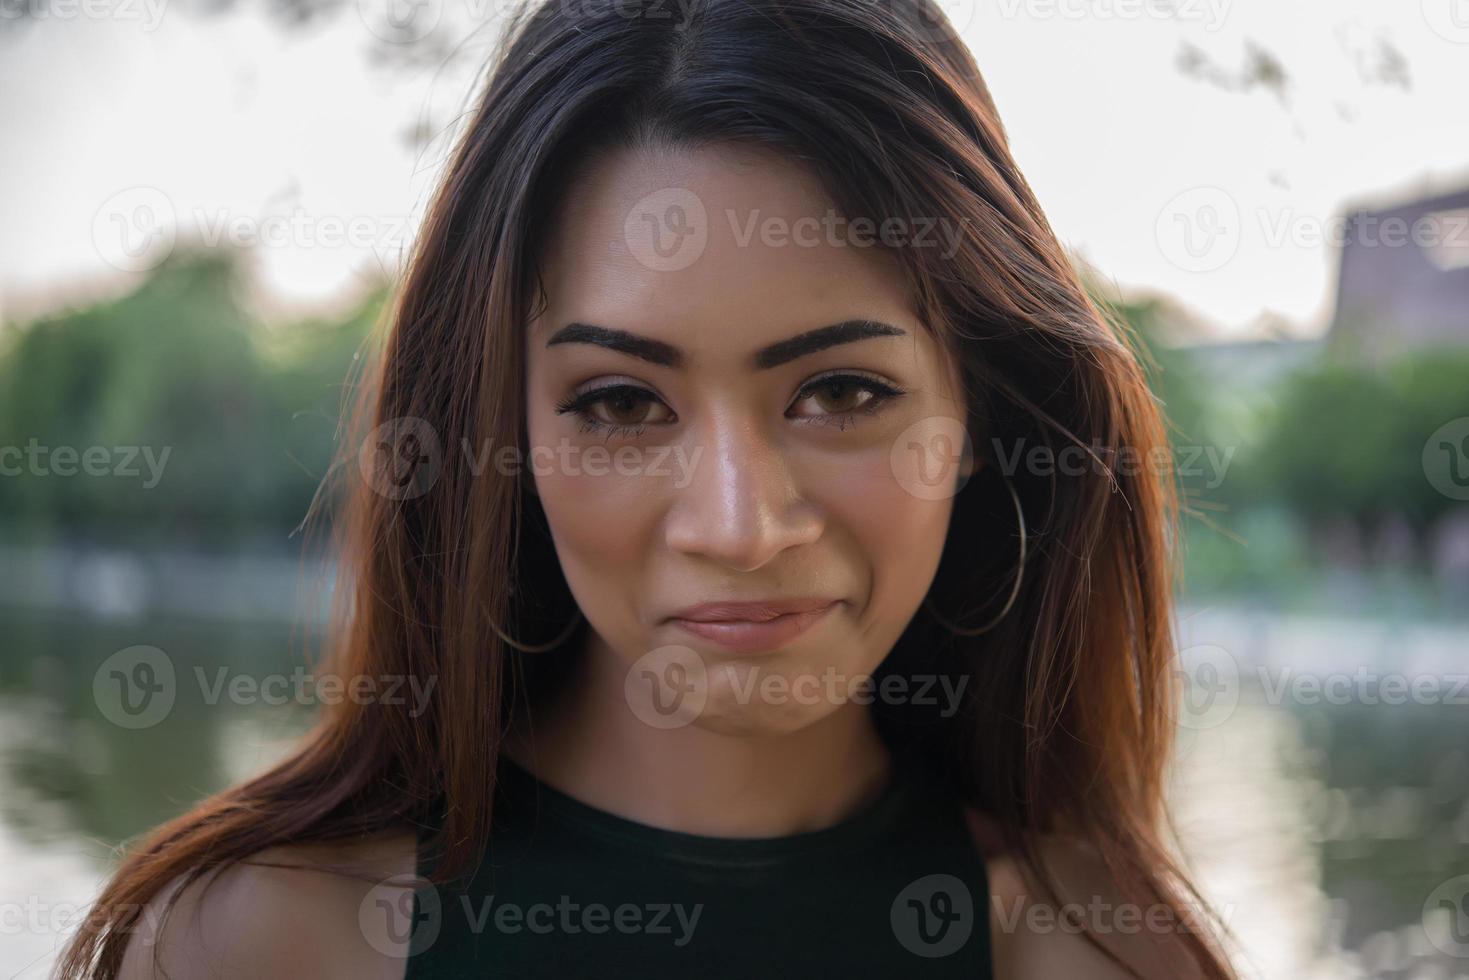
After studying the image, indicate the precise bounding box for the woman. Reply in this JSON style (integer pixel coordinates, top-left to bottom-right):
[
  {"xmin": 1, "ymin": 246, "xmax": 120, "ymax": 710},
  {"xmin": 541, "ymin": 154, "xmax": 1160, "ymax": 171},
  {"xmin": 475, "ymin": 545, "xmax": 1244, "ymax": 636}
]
[{"xmin": 61, "ymin": 0, "xmax": 1236, "ymax": 976}]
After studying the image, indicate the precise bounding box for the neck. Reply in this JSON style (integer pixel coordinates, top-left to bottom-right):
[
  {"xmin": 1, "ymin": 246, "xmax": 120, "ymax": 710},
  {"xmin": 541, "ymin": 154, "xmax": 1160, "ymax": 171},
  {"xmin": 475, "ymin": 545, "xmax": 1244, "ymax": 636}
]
[{"xmin": 502, "ymin": 631, "xmax": 895, "ymax": 838}]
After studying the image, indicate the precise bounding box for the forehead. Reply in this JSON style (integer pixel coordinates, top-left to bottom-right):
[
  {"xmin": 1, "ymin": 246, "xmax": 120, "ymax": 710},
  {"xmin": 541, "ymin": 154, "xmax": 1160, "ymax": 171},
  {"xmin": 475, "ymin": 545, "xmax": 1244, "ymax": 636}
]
[{"xmin": 530, "ymin": 142, "xmax": 926, "ymax": 357}]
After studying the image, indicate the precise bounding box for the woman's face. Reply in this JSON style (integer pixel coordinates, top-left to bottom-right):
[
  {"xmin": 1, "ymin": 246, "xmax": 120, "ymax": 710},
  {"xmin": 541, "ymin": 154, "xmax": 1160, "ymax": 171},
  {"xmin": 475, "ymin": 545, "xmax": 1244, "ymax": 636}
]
[{"xmin": 525, "ymin": 142, "xmax": 970, "ymax": 737}]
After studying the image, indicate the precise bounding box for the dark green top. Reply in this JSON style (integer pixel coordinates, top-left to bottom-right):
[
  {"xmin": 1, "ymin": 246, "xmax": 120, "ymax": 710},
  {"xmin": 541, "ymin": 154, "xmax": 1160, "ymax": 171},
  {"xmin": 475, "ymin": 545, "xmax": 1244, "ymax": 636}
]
[{"xmin": 405, "ymin": 755, "xmax": 992, "ymax": 978}]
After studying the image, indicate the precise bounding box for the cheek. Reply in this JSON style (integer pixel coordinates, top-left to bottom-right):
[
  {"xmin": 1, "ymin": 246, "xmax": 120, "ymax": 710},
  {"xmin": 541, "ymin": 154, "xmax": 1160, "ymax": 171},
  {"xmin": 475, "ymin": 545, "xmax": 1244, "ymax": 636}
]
[
  {"xmin": 815, "ymin": 448, "xmax": 952, "ymax": 620},
  {"xmin": 527, "ymin": 435, "xmax": 667, "ymax": 639},
  {"xmin": 527, "ymin": 408, "xmax": 657, "ymax": 553},
  {"xmin": 534, "ymin": 464, "xmax": 659, "ymax": 561}
]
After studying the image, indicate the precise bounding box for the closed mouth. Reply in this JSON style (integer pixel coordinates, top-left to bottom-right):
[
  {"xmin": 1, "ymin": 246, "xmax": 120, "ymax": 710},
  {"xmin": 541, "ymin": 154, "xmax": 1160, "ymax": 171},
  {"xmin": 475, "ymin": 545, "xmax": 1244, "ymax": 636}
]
[{"xmin": 666, "ymin": 599, "xmax": 842, "ymax": 654}]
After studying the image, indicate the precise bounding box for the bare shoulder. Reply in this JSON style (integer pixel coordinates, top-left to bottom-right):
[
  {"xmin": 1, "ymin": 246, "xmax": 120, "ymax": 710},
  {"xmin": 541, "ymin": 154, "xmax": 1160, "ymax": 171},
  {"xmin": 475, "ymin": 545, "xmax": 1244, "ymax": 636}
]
[
  {"xmin": 117, "ymin": 829, "xmax": 421, "ymax": 980},
  {"xmin": 963, "ymin": 808, "xmax": 1212, "ymax": 980}
]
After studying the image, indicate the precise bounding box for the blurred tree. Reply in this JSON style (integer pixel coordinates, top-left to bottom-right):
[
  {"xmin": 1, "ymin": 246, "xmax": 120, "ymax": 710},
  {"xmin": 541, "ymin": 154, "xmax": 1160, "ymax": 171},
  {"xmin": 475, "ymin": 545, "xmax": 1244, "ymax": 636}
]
[
  {"xmin": 1088, "ymin": 273, "xmax": 1469, "ymax": 591},
  {"xmin": 0, "ymin": 248, "xmax": 382, "ymax": 548},
  {"xmin": 1254, "ymin": 347, "xmax": 1469, "ymax": 538}
]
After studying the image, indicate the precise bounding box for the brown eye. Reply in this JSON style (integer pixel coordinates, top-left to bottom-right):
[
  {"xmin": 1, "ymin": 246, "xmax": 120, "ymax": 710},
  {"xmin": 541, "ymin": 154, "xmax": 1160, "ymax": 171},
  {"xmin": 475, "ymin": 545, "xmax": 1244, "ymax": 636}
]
[
  {"xmin": 589, "ymin": 389, "xmax": 670, "ymax": 426},
  {"xmin": 807, "ymin": 378, "xmax": 872, "ymax": 414},
  {"xmin": 555, "ymin": 383, "xmax": 675, "ymax": 435},
  {"xmin": 788, "ymin": 372, "xmax": 904, "ymax": 422}
]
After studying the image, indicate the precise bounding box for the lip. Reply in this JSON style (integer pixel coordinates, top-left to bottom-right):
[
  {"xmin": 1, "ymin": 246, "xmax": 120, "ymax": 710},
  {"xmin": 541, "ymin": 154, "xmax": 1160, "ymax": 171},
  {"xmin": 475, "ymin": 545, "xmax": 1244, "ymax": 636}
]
[{"xmin": 665, "ymin": 598, "xmax": 842, "ymax": 655}]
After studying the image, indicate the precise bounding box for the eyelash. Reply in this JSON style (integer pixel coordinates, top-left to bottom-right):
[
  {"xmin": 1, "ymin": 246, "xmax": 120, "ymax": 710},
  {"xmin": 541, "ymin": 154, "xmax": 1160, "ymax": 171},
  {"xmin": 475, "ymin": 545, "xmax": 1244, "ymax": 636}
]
[{"xmin": 553, "ymin": 372, "xmax": 907, "ymax": 440}]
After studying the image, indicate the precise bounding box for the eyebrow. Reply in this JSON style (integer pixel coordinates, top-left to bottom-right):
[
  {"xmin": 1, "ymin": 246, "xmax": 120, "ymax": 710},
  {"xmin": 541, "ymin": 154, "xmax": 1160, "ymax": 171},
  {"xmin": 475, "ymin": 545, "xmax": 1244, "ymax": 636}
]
[{"xmin": 544, "ymin": 319, "xmax": 907, "ymax": 370}]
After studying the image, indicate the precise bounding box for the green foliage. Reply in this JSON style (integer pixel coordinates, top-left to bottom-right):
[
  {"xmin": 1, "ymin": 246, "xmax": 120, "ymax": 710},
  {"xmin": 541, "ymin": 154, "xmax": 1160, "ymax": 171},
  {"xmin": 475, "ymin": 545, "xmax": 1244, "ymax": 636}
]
[
  {"xmin": 1091, "ymin": 275, "xmax": 1469, "ymax": 590},
  {"xmin": 0, "ymin": 249, "xmax": 385, "ymax": 547},
  {"xmin": 1255, "ymin": 349, "xmax": 1469, "ymax": 529}
]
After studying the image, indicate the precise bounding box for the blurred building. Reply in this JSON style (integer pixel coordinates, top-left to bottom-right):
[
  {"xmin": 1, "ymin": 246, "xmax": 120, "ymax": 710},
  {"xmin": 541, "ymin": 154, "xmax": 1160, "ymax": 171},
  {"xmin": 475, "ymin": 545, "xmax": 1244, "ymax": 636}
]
[{"xmin": 1327, "ymin": 185, "xmax": 1469, "ymax": 360}]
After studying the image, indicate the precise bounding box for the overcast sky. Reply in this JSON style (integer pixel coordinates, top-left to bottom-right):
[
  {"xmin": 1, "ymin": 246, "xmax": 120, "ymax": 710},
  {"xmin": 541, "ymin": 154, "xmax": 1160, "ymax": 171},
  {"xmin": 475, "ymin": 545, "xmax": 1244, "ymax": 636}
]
[{"xmin": 2, "ymin": 0, "xmax": 1467, "ymax": 338}]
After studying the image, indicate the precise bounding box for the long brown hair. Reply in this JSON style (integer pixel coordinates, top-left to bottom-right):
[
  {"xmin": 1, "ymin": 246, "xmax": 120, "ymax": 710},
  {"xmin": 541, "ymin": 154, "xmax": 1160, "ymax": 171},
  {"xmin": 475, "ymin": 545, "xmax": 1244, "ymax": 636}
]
[{"xmin": 61, "ymin": 0, "xmax": 1234, "ymax": 975}]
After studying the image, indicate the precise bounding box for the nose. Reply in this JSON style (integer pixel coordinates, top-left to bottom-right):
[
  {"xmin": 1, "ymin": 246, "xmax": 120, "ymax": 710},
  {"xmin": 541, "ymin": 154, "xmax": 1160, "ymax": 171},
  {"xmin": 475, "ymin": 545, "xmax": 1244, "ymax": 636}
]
[{"xmin": 663, "ymin": 415, "xmax": 824, "ymax": 572}]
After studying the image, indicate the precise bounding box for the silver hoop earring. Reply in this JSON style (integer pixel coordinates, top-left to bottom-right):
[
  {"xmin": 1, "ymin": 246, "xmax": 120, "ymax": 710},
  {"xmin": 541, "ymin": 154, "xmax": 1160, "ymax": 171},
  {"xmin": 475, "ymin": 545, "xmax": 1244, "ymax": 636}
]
[
  {"xmin": 922, "ymin": 476, "xmax": 1027, "ymax": 636},
  {"xmin": 489, "ymin": 606, "xmax": 584, "ymax": 653}
]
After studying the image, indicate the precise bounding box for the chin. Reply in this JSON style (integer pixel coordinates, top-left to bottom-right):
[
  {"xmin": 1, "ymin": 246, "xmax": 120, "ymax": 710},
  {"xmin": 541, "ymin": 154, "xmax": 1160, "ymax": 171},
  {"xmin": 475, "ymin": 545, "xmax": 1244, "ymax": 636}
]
[
  {"xmin": 692, "ymin": 661, "xmax": 848, "ymax": 737},
  {"xmin": 690, "ymin": 703, "xmax": 832, "ymax": 738}
]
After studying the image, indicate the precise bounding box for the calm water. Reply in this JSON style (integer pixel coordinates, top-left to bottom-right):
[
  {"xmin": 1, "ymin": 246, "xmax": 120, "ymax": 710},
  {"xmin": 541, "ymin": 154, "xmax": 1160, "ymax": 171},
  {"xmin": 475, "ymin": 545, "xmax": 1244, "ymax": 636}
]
[{"xmin": 1, "ymin": 605, "xmax": 1466, "ymax": 979}]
